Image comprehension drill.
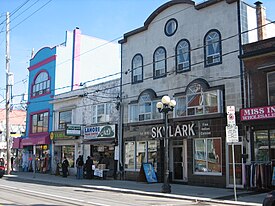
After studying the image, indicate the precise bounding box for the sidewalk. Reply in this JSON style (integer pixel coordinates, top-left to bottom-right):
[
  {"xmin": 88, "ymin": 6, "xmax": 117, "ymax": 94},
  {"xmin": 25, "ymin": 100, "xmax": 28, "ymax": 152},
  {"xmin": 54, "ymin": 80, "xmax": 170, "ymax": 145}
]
[{"xmin": 4, "ymin": 172, "xmax": 266, "ymax": 206}]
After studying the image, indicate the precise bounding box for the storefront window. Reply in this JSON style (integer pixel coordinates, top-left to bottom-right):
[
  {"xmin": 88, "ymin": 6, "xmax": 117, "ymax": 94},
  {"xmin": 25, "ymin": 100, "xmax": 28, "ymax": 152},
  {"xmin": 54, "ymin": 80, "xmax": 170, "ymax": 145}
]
[
  {"xmin": 254, "ymin": 130, "xmax": 269, "ymax": 161},
  {"xmin": 194, "ymin": 138, "xmax": 221, "ymax": 174},
  {"xmin": 136, "ymin": 141, "xmax": 146, "ymax": 169},
  {"xmin": 62, "ymin": 145, "xmax": 75, "ymax": 168},
  {"xmin": 147, "ymin": 141, "xmax": 157, "ymax": 169},
  {"xmin": 125, "ymin": 142, "xmax": 135, "ymax": 169},
  {"xmin": 124, "ymin": 140, "xmax": 158, "ymax": 171},
  {"xmin": 270, "ymin": 130, "xmax": 275, "ymax": 160}
]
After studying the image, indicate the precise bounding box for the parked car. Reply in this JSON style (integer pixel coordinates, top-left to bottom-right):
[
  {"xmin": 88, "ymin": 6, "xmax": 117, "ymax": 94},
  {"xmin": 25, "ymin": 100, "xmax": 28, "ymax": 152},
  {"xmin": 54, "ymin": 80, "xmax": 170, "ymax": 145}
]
[
  {"xmin": 0, "ymin": 158, "xmax": 5, "ymax": 178},
  {"xmin": 263, "ymin": 190, "xmax": 275, "ymax": 206}
]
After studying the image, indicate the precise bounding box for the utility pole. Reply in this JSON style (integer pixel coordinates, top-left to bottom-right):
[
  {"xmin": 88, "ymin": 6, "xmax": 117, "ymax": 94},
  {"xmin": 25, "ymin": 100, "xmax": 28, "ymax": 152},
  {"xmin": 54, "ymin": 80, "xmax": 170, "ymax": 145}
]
[{"xmin": 6, "ymin": 12, "xmax": 11, "ymax": 175}]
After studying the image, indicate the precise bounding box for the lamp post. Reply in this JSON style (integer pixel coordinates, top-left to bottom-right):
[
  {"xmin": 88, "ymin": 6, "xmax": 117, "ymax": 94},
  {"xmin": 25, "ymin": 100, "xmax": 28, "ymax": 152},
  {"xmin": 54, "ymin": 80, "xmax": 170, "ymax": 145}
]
[{"xmin": 156, "ymin": 95, "xmax": 176, "ymax": 193}]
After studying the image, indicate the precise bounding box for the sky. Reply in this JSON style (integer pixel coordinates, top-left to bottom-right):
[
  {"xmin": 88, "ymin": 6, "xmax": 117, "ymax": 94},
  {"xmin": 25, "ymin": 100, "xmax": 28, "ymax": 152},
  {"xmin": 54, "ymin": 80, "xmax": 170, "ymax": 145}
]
[{"xmin": 0, "ymin": 0, "xmax": 275, "ymax": 109}]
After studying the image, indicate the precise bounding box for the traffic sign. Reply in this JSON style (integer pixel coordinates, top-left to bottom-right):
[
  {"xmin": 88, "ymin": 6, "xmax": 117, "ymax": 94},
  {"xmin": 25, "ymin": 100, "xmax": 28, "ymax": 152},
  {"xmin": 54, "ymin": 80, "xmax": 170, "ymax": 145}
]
[
  {"xmin": 226, "ymin": 125, "xmax": 239, "ymax": 143},
  {"xmin": 227, "ymin": 106, "xmax": 235, "ymax": 114},
  {"xmin": 227, "ymin": 113, "xmax": 236, "ymax": 126}
]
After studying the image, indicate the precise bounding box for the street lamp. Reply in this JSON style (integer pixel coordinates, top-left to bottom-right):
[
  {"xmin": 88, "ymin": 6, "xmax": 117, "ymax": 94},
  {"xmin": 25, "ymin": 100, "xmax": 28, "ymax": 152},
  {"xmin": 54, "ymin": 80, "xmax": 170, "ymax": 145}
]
[{"xmin": 156, "ymin": 95, "xmax": 176, "ymax": 193}]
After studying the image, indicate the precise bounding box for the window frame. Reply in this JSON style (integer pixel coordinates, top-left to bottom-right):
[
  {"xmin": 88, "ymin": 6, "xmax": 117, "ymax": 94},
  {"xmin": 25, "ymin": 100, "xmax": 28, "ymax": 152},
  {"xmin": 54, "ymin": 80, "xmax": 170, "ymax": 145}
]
[
  {"xmin": 267, "ymin": 71, "xmax": 275, "ymax": 105},
  {"xmin": 153, "ymin": 47, "xmax": 167, "ymax": 79},
  {"xmin": 31, "ymin": 70, "xmax": 51, "ymax": 98},
  {"xmin": 31, "ymin": 110, "xmax": 49, "ymax": 134},
  {"xmin": 204, "ymin": 29, "xmax": 222, "ymax": 67},
  {"xmin": 58, "ymin": 110, "xmax": 72, "ymax": 130},
  {"xmin": 124, "ymin": 140, "xmax": 157, "ymax": 171},
  {"xmin": 131, "ymin": 54, "xmax": 143, "ymax": 84},
  {"xmin": 175, "ymin": 82, "xmax": 222, "ymax": 117},
  {"xmin": 92, "ymin": 103, "xmax": 111, "ymax": 124},
  {"xmin": 193, "ymin": 137, "xmax": 222, "ymax": 175},
  {"xmin": 176, "ymin": 39, "xmax": 191, "ymax": 73},
  {"xmin": 128, "ymin": 92, "xmax": 161, "ymax": 123},
  {"xmin": 164, "ymin": 18, "xmax": 178, "ymax": 37}
]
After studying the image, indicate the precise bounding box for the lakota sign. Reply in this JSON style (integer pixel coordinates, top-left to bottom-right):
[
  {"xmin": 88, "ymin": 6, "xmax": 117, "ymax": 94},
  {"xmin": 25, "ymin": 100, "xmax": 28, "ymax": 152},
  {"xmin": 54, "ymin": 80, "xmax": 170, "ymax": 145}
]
[
  {"xmin": 84, "ymin": 125, "xmax": 116, "ymax": 139},
  {"xmin": 240, "ymin": 105, "xmax": 275, "ymax": 121}
]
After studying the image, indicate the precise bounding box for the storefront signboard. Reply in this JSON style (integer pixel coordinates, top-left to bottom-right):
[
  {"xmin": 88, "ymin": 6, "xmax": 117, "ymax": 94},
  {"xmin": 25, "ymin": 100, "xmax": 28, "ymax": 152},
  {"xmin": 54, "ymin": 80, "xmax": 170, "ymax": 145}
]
[
  {"xmin": 65, "ymin": 124, "xmax": 81, "ymax": 136},
  {"xmin": 84, "ymin": 125, "xmax": 116, "ymax": 139},
  {"xmin": 240, "ymin": 105, "xmax": 275, "ymax": 121}
]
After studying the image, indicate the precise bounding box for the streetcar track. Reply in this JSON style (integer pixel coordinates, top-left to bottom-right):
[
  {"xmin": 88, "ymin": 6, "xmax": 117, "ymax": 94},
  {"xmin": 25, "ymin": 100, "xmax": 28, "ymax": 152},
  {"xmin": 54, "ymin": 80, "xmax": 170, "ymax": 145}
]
[{"xmin": 0, "ymin": 185, "xmax": 111, "ymax": 206}]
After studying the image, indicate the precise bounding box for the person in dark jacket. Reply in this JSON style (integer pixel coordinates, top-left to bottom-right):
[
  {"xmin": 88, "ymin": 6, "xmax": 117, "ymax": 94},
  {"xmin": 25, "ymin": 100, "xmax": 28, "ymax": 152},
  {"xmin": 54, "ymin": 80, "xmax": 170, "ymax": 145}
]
[
  {"xmin": 62, "ymin": 157, "xmax": 69, "ymax": 177},
  {"xmin": 76, "ymin": 155, "xmax": 84, "ymax": 179},
  {"xmin": 85, "ymin": 156, "xmax": 94, "ymax": 179}
]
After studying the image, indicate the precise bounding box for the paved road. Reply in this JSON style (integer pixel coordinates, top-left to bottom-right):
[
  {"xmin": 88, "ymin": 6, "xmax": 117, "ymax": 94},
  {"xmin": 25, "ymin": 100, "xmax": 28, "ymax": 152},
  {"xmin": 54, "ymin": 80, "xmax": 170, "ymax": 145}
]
[{"xmin": 0, "ymin": 178, "xmax": 235, "ymax": 206}]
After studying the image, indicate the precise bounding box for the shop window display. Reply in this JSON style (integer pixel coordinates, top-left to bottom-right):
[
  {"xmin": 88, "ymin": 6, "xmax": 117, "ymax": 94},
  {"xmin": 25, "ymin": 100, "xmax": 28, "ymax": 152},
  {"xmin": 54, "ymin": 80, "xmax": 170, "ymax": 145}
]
[
  {"xmin": 194, "ymin": 138, "xmax": 222, "ymax": 174},
  {"xmin": 124, "ymin": 140, "xmax": 157, "ymax": 171}
]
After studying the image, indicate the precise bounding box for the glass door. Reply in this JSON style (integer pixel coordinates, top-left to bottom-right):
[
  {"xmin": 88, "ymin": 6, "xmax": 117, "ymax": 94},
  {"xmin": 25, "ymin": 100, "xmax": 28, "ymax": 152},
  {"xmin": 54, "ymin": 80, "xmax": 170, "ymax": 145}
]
[
  {"xmin": 172, "ymin": 140, "xmax": 187, "ymax": 182},
  {"xmin": 227, "ymin": 142, "xmax": 243, "ymax": 188}
]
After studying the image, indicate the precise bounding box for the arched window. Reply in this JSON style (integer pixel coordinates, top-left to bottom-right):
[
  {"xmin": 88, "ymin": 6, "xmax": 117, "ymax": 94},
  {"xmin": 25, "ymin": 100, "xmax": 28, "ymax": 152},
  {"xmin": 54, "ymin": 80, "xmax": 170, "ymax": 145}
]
[
  {"xmin": 32, "ymin": 71, "xmax": 50, "ymax": 97},
  {"xmin": 204, "ymin": 30, "xmax": 222, "ymax": 66},
  {"xmin": 176, "ymin": 39, "xmax": 191, "ymax": 72},
  {"xmin": 153, "ymin": 47, "xmax": 167, "ymax": 78},
  {"xmin": 175, "ymin": 80, "xmax": 222, "ymax": 117},
  {"xmin": 132, "ymin": 54, "xmax": 143, "ymax": 83},
  {"xmin": 129, "ymin": 90, "xmax": 161, "ymax": 122}
]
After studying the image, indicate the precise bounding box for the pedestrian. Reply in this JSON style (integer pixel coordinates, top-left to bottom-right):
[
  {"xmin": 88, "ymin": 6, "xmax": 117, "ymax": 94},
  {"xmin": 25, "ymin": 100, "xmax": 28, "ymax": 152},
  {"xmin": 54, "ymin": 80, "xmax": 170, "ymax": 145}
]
[
  {"xmin": 85, "ymin": 156, "xmax": 93, "ymax": 179},
  {"xmin": 62, "ymin": 157, "xmax": 69, "ymax": 178},
  {"xmin": 76, "ymin": 155, "xmax": 84, "ymax": 179}
]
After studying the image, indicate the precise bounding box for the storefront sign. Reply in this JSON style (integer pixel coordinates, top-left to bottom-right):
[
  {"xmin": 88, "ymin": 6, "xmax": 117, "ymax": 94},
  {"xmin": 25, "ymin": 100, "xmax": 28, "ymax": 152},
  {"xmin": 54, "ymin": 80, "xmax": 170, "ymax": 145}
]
[
  {"xmin": 65, "ymin": 124, "xmax": 81, "ymax": 136},
  {"xmin": 240, "ymin": 106, "xmax": 275, "ymax": 121},
  {"xmin": 84, "ymin": 125, "xmax": 116, "ymax": 139},
  {"xmin": 151, "ymin": 123, "xmax": 195, "ymax": 139},
  {"xmin": 199, "ymin": 122, "xmax": 211, "ymax": 136},
  {"xmin": 51, "ymin": 131, "xmax": 74, "ymax": 140}
]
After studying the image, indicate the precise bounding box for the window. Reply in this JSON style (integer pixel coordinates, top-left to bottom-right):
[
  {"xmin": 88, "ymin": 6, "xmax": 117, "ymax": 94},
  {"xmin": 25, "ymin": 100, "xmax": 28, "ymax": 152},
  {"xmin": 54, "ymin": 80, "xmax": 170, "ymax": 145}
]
[
  {"xmin": 175, "ymin": 82, "xmax": 222, "ymax": 117},
  {"xmin": 59, "ymin": 110, "xmax": 72, "ymax": 130},
  {"xmin": 176, "ymin": 39, "xmax": 191, "ymax": 72},
  {"xmin": 204, "ymin": 30, "xmax": 222, "ymax": 66},
  {"xmin": 132, "ymin": 54, "xmax": 143, "ymax": 83},
  {"xmin": 267, "ymin": 72, "xmax": 275, "ymax": 105},
  {"xmin": 32, "ymin": 71, "xmax": 50, "ymax": 97},
  {"xmin": 31, "ymin": 111, "xmax": 49, "ymax": 133},
  {"xmin": 194, "ymin": 138, "xmax": 222, "ymax": 174},
  {"xmin": 153, "ymin": 47, "xmax": 166, "ymax": 79},
  {"xmin": 165, "ymin": 18, "xmax": 178, "ymax": 36},
  {"xmin": 124, "ymin": 140, "xmax": 157, "ymax": 170},
  {"xmin": 129, "ymin": 92, "xmax": 161, "ymax": 122},
  {"xmin": 92, "ymin": 103, "xmax": 111, "ymax": 123},
  {"xmin": 125, "ymin": 142, "xmax": 135, "ymax": 169}
]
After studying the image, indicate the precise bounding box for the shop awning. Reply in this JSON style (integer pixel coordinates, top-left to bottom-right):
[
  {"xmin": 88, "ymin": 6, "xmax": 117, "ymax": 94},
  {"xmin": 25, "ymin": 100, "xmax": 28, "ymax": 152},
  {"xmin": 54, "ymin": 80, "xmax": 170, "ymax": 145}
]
[
  {"xmin": 21, "ymin": 134, "xmax": 50, "ymax": 146},
  {"xmin": 82, "ymin": 138, "xmax": 115, "ymax": 146}
]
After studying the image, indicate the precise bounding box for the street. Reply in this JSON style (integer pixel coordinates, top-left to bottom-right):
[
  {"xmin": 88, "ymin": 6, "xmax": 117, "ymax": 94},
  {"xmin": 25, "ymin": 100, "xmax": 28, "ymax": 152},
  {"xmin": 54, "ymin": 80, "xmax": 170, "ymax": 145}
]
[{"xmin": 0, "ymin": 178, "xmax": 241, "ymax": 206}]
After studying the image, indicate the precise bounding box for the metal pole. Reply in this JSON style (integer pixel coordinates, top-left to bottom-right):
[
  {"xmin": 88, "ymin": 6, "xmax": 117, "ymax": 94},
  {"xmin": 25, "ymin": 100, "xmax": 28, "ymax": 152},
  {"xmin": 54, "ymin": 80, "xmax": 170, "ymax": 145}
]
[
  {"xmin": 232, "ymin": 144, "xmax": 237, "ymax": 201},
  {"xmin": 5, "ymin": 12, "xmax": 11, "ymax": 175},
  {"xmin": 162, "ymin": 110, "xmax": 171, "ymax": 193}
]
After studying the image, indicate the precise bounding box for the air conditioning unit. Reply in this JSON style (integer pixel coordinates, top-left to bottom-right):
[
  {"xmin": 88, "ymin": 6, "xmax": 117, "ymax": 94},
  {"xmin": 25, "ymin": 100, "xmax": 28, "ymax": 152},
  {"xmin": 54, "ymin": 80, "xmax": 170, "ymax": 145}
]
[
  {"xmin": 139, "ymin": 114, "xmax": 145, "ymax": 121},
  {"xmin": 207, "ymin": 54, "xmax": 220, "ymax": 64}
]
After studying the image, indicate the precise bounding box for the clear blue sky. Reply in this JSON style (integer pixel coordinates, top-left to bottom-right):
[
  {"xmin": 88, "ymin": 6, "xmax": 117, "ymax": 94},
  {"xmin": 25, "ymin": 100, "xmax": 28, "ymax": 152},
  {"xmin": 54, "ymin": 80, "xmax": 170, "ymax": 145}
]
[{"xmin": 0, "ymin": 0, "xmax": 275, "ymax": 108}]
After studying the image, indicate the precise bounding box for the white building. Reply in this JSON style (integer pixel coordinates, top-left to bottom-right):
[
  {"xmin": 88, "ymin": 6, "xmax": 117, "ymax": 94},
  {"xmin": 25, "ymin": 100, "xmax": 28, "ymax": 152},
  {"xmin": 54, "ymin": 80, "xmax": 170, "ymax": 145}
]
[
  {"xmin": 50, "ymin": 79, "xmax": 120, "ymax": 177},
  {"xmin": 119, "ymin": 0, "xmax": 275, "ymax": 188}
]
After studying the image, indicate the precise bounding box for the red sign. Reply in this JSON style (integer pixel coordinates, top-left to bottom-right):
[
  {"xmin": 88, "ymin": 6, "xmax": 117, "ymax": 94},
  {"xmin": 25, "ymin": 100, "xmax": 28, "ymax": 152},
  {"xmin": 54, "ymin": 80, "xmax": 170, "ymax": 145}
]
[{"xmin": 240, "ymin": 105, "xmax": 275, "ymax": 121}]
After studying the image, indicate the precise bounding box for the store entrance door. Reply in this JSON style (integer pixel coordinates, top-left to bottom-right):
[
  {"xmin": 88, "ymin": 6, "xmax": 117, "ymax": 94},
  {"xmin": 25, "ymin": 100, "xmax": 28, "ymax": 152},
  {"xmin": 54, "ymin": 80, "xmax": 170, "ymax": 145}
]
[
  {"xmin": 226, "ymin": 142, "xmax": 244, "ymax": 188},
  {"xmin": 172, "ymin": 140, "xmax": 187, "ymax": 182}
]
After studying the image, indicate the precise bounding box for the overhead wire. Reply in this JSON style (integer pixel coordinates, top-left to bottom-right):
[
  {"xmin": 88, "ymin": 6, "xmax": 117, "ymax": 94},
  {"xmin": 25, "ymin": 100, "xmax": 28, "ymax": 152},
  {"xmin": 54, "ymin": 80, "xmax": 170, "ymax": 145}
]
[{"xmin": 2, "ymin": 1, "xmax": 275, "ymax": 107}]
